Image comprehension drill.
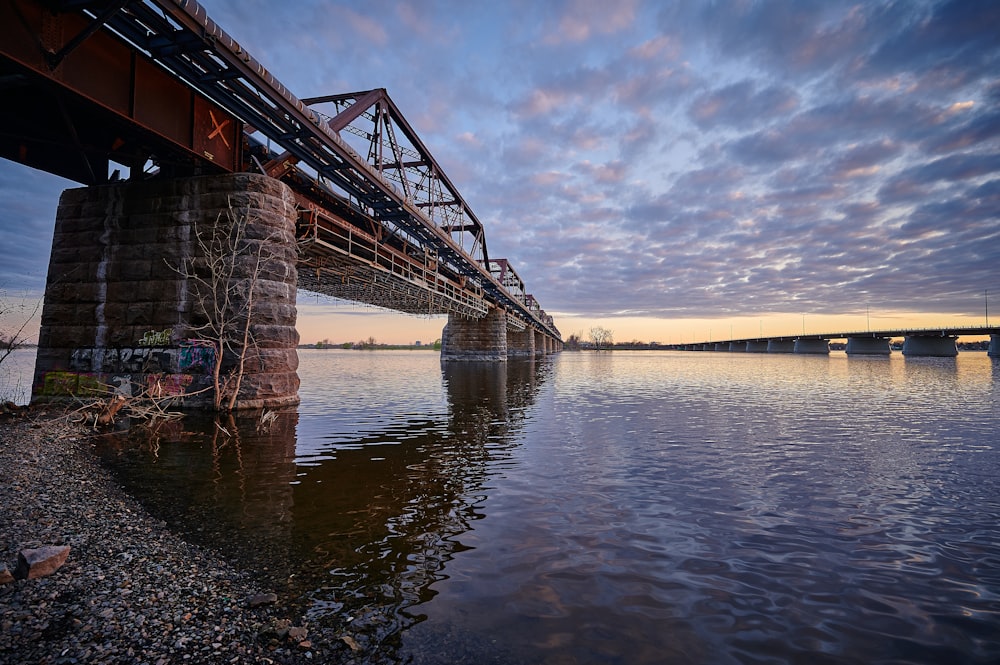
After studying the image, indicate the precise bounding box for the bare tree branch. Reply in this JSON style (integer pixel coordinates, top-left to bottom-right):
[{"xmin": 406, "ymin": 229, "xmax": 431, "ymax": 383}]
[
  {"xmin": 589, "ymin": 326, "xmax": 614, "ymax": 351},
  {"xmin": 0, "ymin": 289, "xmax": 41, "ymax": 366},
  {"xmin": 166, "ymin": 199, "xmax": 283, "ymax": 411}
]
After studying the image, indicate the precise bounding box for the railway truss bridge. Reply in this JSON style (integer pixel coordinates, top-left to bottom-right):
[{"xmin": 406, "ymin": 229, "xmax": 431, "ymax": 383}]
[{"xmin": 1, "ymin": 0, "xmax": 562, "ymax": 359}]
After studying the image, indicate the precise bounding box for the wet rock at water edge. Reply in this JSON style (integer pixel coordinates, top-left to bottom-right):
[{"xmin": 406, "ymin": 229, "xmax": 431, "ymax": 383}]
[
  {"xmin": 247, "ymin": 592, "xmax": 278, "ymax": 607},
  {"xmin": 15, "ymin": 545, "xmax": 71, "ymax": 579}
]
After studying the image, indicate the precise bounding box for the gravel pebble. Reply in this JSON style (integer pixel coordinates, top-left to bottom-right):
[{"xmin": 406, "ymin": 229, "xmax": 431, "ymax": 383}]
[{"xmin": 0, "ymin": 409, "xmax": 347, "ymax": 664}]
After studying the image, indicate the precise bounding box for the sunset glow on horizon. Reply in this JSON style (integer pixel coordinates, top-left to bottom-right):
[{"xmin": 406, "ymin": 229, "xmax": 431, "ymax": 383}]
[{"xmin": 2, "ymin": 1, "xmax": 998, "ymax": 344}]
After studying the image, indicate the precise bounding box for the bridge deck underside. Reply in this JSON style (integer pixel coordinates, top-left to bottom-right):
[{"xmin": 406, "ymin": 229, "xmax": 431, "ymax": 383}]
[{"xmin": 296, "ymin": 210, "xmax": 489, "ymax": 320}]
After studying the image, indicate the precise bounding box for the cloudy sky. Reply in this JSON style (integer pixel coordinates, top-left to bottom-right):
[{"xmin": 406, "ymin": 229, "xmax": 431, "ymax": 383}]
[{"xmin": 2, "ymin": 0, "xmax": 998, "ymax": 344}]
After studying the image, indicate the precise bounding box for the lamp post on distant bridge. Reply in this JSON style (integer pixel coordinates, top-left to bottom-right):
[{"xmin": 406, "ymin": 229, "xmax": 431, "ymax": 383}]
[{"xmin": 987, "ymin": 289, "xmax": 990, "ymax": 327}]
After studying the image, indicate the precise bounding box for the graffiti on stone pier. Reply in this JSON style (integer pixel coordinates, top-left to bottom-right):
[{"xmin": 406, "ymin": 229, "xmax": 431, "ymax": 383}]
[
  {"xmin": 40, "ymin": 371, "xmax": 103, "ymax": 397},
  {"xmin": 70, "ymin": 347, "xmax": 176, "ymax": 374},
  {"xmin": 50, "ymin": 342, "xmax": 217, "ymax": 400},
  {"xmin": 139, "ymin": 329, "xmax": 172, "ymax": 347},
  {"xmin": 70, "ymin": 342, "xmax": 218, "ymax": 375},
  {"xmin": 145, "ymin": 373, "xmax": 194, "ymax": 398},
  {"xmin": 178, "ymin": 339, "xmax": 217, "ymax": 372}
]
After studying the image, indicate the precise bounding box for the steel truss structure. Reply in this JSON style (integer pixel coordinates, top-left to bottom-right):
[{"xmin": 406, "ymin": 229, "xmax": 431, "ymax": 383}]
[{"xmin": 89, "ymin": 0, "xmax": 560, "ymax": 339}]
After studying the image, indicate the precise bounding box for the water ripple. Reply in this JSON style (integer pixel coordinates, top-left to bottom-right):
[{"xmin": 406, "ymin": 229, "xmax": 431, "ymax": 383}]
[{"xmin": 94, "ymin": 351, "xmax": 1000, "ymax": 664}]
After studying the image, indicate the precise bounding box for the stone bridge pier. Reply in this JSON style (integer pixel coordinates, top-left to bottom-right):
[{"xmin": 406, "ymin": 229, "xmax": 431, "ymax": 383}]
[
  {"xmin": 440, "ymin": 309, "xmax": 560, "ymax": 361},
  {"xmin": 32, "ymin": 173, "xmax": 300, "ymax": 409},
  {"xmin": 536, "ymin": 331, "xmax": 558, "ymax": 355},
  {"xmin": 507, "ymin": 326, "xmax": 536, "ymax": 358},
  {"xmin": 440, "ymin": 309, "xmax": 508, "ymax": 361}
]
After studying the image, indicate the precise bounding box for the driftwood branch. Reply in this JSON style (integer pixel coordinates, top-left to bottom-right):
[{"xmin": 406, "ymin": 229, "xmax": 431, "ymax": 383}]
[{"xmin": 61, "ymin": 380, "xmax": 194, "ymax": 429}]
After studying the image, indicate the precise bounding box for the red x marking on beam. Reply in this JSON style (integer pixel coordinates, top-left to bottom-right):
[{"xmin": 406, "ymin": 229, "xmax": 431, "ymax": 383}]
[{"xmin": 208, "ymin": 110, "xmax": 231, "ymax": 148}]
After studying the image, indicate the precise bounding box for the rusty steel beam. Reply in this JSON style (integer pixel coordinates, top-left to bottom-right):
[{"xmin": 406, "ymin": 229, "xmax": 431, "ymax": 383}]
[
  {"xmin": 0, "ymin": 0, "xmax": 240, "ymax": 183},
  {"xmin": 303, "ymin": 89, "xmax": 386, "ymax": 133}
]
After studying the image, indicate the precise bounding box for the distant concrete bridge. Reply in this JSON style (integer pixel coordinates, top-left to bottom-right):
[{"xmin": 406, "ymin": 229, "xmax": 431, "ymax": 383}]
[
  {"xmin": 667, "ymin": 326, "xmax": 1000, "ymax": 357},
  {"xmin": 1, "ymin": 0, "xmax": 561, "ymax": 407}
]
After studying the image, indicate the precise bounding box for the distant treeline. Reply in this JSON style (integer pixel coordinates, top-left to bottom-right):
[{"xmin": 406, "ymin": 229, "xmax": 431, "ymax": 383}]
[{"xmin": 299, "ymin": 339, "xmax": 441, "ymax": 351}]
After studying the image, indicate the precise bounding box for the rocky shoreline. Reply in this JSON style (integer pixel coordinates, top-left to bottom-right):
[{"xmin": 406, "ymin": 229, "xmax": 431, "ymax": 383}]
[{"xmin": 0, "ymin": 408, "xmax": 351, "ymax": 664}]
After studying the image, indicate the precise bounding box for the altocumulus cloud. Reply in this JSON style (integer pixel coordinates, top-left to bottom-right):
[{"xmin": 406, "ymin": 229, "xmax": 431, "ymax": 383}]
[{"xmin": 0, "ymin": 0, "xmax": 997, "ymax": 323}]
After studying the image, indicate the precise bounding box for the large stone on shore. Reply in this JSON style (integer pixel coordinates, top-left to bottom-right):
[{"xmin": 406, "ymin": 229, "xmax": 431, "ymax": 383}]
[
  {"xmin": 15, "ymin": 545, "xmax": 71, "ymax": 580},
  {"xmin": 0, "ymin": 564, "xmax": 13, "ymax": 585}
]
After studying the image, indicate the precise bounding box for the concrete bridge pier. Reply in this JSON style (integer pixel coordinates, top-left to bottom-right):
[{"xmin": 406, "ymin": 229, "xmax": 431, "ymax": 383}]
[
  {"xmin": 714, "ymin": 343, "xmax": 728, "ymax": 351},
  {"xmin": 794, "ymin": 338, "xmax": 830, "ymax": 354},
  {"xmin": 846, "ymin": 337, "xmax": 891, "ymax": 355},
  {"xmin": 747, "ymin": 341, "xmax": 769, "ymax": 353},
  {"xmin": 32, "ymin": 173, "xmax": 300, "ymax": 409},
  {"xmin": 440, "ymin": 308, "xmax": 508, "ymax": 361},
  {"xmin": 902, "ymin": 335, "xmax": 958, "ymax": 357},
  {"xmin": 728, "ymin": 342, "xmax": 746, "ymax": 352},
  {"xmin": 767, "ymin": 340, "xmax": 795, "ymax": 353},
  {"xmin": 990, "ymin": 334, "xmax": 1000, "ymax": 358}
]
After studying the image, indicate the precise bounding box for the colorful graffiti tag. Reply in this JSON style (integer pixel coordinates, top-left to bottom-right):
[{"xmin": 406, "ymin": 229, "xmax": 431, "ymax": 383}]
[
  {"xmin": 138, "ymin": 329, "xmax": 172, "ymax": 347},
  {"xmin": 178, "ymin": 340, "xmax": 217, "ymax": 372},
  {"xmin": 40, "ymin": 371, "xmax": 103, "ymax": 397},
  {"xmin": 145, "ymin": 373, "xmax": 194, "ymax": 398},
  {"xmin": 51, "ymin": 341, "xmax": 217, "ymax": 401}
]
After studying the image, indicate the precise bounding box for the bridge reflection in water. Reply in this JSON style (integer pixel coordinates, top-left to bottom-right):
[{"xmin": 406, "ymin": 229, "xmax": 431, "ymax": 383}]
[{"xmin": 94, "ymin": 356, "xmax": 548, "ymax": 653}]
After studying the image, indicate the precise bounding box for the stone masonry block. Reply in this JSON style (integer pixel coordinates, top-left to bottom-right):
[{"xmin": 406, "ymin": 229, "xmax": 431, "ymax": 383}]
[
  {"xmin": 36, "ymin": 324, "xmax": 98, "ymax": 349},
  {"xmin": 112, "ymin": 259, "xmax": 154, "ymax": 281}
]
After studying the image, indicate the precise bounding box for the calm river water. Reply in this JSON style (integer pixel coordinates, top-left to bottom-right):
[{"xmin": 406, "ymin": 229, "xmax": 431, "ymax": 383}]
[{"xmin": 47, "ymin": 349, "xmax": 1000, "ymax": 662}]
